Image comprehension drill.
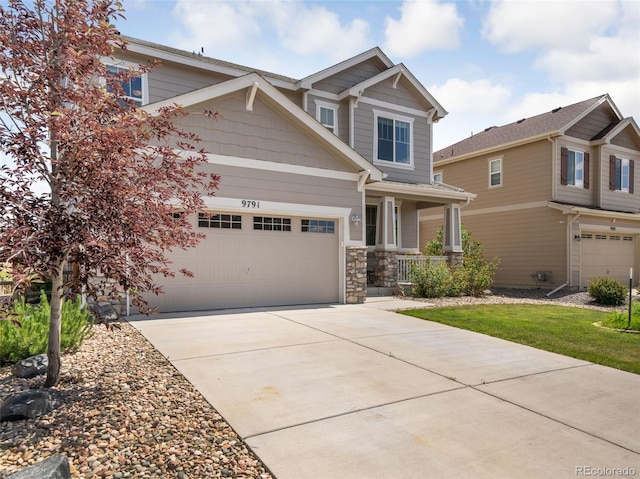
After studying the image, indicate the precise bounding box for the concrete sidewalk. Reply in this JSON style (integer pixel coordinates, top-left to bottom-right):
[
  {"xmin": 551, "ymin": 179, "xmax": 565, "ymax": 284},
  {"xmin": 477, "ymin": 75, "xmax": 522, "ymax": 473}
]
[{"xmin": 130, "ymin": 298, "xmax": 640, "ymax": 479}]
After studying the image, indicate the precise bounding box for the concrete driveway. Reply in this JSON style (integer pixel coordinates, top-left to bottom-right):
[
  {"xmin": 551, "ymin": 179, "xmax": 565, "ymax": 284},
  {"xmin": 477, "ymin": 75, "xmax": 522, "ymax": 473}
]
[{"xmin": 130, "ymin": 297, "xmax": 640, "ymax": 479}]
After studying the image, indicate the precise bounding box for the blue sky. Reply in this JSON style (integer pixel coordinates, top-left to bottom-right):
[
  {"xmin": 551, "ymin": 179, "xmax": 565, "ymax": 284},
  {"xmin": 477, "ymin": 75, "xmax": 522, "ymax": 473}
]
[{"xmin": 117, "ymin": 0, "xmax": 640, "ymax": 151}]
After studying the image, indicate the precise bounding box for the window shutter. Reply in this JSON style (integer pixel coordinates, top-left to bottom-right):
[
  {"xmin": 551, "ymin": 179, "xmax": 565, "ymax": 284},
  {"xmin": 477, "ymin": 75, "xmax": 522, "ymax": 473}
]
[
  {"xmin": 560, "ymin": 147, "xmax": 568, "ymax": 185},
  {"xmin": 609, "ymin": 155, "xmax": 617, "ymax": 190},
  {"xmin": 583, "ymin": 152, "xmax": 590, "ymax": 189},
  {"xmin": 630, "ymin": 159, "xmax": 635, "ymax": 194}
]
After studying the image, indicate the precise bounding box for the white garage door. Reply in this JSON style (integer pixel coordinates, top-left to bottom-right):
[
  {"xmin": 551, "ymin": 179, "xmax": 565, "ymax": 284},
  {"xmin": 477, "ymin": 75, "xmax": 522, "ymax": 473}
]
[
  {"xmin": 145, "ymin": 213, "xmax": 340, "ymax": 312},
  {"xmin": 580, "ymin": 233, "xmax": 635, "ymax": 288}
]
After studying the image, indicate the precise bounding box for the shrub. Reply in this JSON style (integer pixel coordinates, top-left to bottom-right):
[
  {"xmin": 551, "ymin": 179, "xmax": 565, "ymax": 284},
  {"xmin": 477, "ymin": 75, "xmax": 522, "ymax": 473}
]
[
  {"xmin": 587, "ymin": 277, "xmax": 628, "ymax": 306},
  {"xmin": 0, "ymin": 291, "xmax": 93, "ymax": 365},
  {"xmin": 410, "ymin": 261, "xmax": 458, "ymax": 298},
  {"xmin": 416, "ymin": 225, "xmax": 500, "ymax": 298}
]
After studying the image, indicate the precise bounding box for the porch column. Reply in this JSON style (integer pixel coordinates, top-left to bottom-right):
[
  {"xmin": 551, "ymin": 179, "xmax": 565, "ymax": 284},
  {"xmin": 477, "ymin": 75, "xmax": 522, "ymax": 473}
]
[
  {"xmin": 374, "ymin": 196, "xmax": 398, "ymax": 288},
  {"xmin": 443, "ymin": 203, "xmax": 464, "ymax": 265}
]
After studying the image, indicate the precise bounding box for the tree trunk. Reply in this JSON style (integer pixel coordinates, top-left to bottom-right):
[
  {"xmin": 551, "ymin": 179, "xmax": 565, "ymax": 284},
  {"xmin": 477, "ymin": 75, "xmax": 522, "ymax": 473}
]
[{"xmin": 44, "ymin": 262, "xmax": 65, "ymax": 387}]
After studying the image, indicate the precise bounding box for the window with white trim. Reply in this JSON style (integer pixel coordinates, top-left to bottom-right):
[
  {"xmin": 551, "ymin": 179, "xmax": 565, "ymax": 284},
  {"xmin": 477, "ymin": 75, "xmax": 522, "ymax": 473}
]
[
  {"xmin": 612, "ymin": 157, "xmax": 631, "ymax": 192},
  {"xmin": 366, "ymin": 205, "xmax": 377, "ymax": 246},
  {"xmin": 433, "ymin": 171, "xmax": 443, "ymax": 183},
  {"xmin": 105, "ymin": 62, "xmax": 148, "ymax": 107},
  {"xmin": 489, "ymin": 158, "xmax": 502, "ymax": 187},
  {"xmin": 315, "ymin": 100, "xmax": 338, "ymax": 134},
  {"xmin": 374, "ymin": 110, "xmax": 413, "ymax": 166},
  {"xmin": 567, "ymin": 149, "xmax": 584, "ymax": 187}
]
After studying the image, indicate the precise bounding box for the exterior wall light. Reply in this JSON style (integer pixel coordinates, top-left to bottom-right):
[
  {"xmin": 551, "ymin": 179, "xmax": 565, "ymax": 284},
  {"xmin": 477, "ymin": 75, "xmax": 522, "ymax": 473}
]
[{"xmin": 351, "ymin": 214, "xmax": 362, "ymax": 226}]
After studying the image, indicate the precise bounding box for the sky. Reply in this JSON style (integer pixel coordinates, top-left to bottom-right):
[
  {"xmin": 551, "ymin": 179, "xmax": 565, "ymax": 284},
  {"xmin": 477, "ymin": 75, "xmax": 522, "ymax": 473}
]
[{"xmin": 115, "ymin": 0, "xmax": 640, "ymax": 151}]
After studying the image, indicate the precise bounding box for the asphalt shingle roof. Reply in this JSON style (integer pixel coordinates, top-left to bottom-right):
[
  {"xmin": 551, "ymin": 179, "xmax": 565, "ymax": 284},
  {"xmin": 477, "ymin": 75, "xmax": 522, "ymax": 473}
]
[{"xmin": 435, "ymin": 95, "xmax": 607, "ymax": 161}]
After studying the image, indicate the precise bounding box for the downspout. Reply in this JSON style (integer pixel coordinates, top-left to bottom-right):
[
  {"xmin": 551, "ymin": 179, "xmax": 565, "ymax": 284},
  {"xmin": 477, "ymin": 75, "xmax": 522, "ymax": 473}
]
[{"xmin": 302, "ymin": 90, "xmax": 308, "ymax": 113}]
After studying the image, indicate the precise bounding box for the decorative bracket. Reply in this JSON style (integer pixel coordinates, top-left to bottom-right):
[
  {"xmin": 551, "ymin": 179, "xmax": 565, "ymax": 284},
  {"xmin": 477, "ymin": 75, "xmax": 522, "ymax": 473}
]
[
  {"xmin": 392, "ymin": 69, "xmax": 403, "ymax": 89},
  {"xmin": 246, "ymin": 81, "xmax": 259, "ymax": 111}
]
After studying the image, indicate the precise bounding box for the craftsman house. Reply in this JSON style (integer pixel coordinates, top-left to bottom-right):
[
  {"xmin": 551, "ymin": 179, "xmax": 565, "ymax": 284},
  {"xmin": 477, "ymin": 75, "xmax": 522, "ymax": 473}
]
[
  {"xmin": 421, "ymin": 94, "xmax": 640, "ymax": 290},
  {"xmin": 110, "ymin": 37, "xmax": 474, "ymax": 312}
]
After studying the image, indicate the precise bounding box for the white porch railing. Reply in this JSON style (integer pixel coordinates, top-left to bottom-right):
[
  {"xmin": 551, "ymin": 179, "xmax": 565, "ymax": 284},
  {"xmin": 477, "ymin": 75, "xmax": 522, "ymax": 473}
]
[{"xmin": 396, "ymin": 255, "xmax": 447, "ymax": 283}]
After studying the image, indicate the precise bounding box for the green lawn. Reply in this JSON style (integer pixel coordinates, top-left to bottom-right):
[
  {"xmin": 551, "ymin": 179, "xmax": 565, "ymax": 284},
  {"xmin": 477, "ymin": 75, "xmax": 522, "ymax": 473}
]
[{"xmin": 401, "ymin": 304, "xmax": 640, "ymax": 374}]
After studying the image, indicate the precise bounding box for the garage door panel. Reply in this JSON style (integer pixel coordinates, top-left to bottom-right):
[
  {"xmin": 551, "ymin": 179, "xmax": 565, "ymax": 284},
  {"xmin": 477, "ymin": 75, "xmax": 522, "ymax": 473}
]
[
  {"xmin": 144, "ymin": 214, "xmax": 340, "ymax": 312},
  {"xmin": 580, "ymin": 233, "xmax": 635, "ymax": 287}
]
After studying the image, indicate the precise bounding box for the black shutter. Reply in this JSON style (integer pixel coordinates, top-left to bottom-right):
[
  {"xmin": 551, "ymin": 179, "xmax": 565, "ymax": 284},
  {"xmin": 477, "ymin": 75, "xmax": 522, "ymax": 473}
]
[
  {"xmin": 560, "ymin": 147, "xmax": 568, "ymax": 185},
  {"xmin": 609, "ymin": 155, "xmax": 617, "ymax": 190},
  {"xmin": 630, "ymin": 160, "xmax": 635, "ymax": 194},
  {"xmin": 583, "ymin": 152, "xmax": 590, "ymax": 189}
]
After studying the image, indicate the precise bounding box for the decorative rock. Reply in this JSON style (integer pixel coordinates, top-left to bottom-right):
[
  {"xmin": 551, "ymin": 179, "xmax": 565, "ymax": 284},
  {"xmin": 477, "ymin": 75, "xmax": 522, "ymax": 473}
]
[
  {"xmin": 6, "ymin": 454, "xmax": 70, "ymax": 479},
  {"xmin": 12, "ymin": 354, "xmax": 48, "ymax": 379},
  {"xmin": 90, "ymin": 302, "xmax": 119, "ymax": 322},
  {"xmin": 0, "ymin": 389, "xmax": 63, "ymax": 422}
]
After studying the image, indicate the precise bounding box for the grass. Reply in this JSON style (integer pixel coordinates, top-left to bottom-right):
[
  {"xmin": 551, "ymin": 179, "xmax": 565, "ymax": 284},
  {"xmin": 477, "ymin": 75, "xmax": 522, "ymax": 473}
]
[{"xmin": 401, "ymin": 304, "xmax": 640, "ymax": 374}]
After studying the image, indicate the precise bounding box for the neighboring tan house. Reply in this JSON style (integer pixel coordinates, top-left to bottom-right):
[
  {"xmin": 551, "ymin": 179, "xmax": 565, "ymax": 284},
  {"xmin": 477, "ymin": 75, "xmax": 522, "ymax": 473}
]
[
  {"xmin": 109, "ymin": 37, "xmax": 474, "ymax": 312},
  {"xmin": 421, "ymin": 94, "xmax": 640, "ymax": 290}
]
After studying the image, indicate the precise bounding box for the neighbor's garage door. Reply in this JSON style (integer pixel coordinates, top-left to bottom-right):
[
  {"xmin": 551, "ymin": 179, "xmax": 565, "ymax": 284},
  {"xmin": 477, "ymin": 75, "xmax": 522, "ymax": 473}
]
[
  {"xmin": 580, "ymin": 232, "xmax": 635, "ymax": 288},
  {"xmin": 146, "ymin": 213, "xmax": 340, "ymax": 312}
]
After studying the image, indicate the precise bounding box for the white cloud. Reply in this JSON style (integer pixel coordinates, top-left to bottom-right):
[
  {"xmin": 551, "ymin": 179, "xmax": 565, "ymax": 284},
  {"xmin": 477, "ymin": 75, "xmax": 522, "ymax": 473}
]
[
  {"xmin": 170, "ymin": 1, "xmax": 262, "ymax": 57},
  {"xmin": 169, "ymin": 0, "xmax": 371, "ymax": 67},
  {"xmin": 267, "ymin": 2, "xmax": 371, "ymax": 61},
  {"xmin": 384, "ymin": 0, "xmax": 464, "ymax": 58},
  {"xmin": 482, "ymin": 0, "xmax": 618, "ymax": 53},
  {"xmin": 429, "ymin": 78, "xmax": 511, "ymax": 114}
]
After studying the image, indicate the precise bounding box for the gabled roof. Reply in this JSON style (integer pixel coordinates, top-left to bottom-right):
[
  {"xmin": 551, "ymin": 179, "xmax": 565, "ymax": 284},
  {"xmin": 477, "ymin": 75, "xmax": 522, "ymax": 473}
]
[
  {"xmin": 435, "ymin": 94, "xmax": 623, "ymax": 163},
  {"xmin": 297, "ymin": 47, "xmax": 394, "ymax": 90},
  {"xmin": 142, "ymin": 73, "xmax": 385, "ymax": 181},
  {"xmin": 592, "ymin": 117, "xmax": 640, "ymax": 145},
  {"xmin": 120, "ymin": 35, "xmax": 299, "ymax": 90},
  {"xmin": 336, "ymin": 64, "xmax": 447, "ymax": 120}
]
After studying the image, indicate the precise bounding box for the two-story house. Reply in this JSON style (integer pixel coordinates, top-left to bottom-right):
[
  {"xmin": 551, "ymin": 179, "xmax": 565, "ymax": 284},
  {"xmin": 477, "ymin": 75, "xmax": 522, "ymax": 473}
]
[
  {"xmin": 110, "ymin": 37, "xmax": 474, "ymax": 312},
  {"xmin": 421, "ymin": 94, "xmax": 640, "ymax": 290}
]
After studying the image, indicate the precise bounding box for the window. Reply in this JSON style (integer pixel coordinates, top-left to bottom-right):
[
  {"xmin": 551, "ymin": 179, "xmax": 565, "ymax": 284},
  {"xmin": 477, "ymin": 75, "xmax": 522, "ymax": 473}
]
[
  {"xmin": 105, "ymin": 63, "xmax": 147, "ymax": 107},
  {"xmin": 315, "ymin": 100, "xmax": 338, "ymax": 134},
  {"xmin": 253, "ymin": 216, "xmax": 291, "ymax": 231},
  {"xmin": 170, "ymin": 211, "xmax": 183, "ymax": 220},
  {"xmin": 302, "ymin": 219, "xmax": 335, "ymax": 233},
  {"xmin": 198, "ymin": 213, "xmax": 242, "ymax": 229},
  {"xmin": 433, "ymin": 171, "xmax": 443, "ymax": 183},
  {"xmin": 489, "ymin": 158, "xmax": 502, "ymax": 187},
  {"xmin": 374, "ymin": 110, "xmax": 413, "ymax": 166},
  {"xmin": 561, "ymin": 147, "xmax": 589, "ymax": 188},
  {"xmin": 366, "ymin": 205, "xmax": 377, "ymax": 246},
  {"xmin": 610, "ymin": 156, "xmax": 634, "ymax": 193}
]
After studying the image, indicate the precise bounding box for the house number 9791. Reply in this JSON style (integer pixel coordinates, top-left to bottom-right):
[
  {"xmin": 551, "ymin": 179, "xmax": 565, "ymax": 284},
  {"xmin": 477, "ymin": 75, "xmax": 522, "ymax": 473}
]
[{"xmin": 242, "ymin": 200, "xmax": 260, "ymax": 208}]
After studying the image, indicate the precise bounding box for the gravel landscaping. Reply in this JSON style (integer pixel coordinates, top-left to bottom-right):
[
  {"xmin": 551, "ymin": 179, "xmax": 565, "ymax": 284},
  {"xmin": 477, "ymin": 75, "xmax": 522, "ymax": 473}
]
[
  {"xmin": 0, "ymin": 287, "xmax": 626, "ymax": 478},
  {"xmin": 0, "ymin": 321, "xmax": 274, "ymax": 479}
]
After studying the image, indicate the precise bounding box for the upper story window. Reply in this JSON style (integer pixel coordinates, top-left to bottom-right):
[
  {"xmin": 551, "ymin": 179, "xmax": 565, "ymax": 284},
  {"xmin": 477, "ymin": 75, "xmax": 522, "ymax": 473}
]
[
  {"xmin": 373, "ymin": 110, "xmax": 413, "ymax": 167},
  {"xmin": 315, "ymin": 100, "xmax": 338, "ymax": 134},
  {"xmin": 105, "ymin": 62, "xmax": 148, "ymax": 107},
  {"xmin": 433, "ymin": 171, "xmax": 443, "ymax": 183},
  {"xmin": 561, "ymin": 147, "xmax": 589, "ymax": 189},
  {"xmin": 610, "ymin": 155, "xmax": 634, "ymax": 193},
  {"xmin": 489, "ymin": 158, "xmax": 502, "ymax": 187}
]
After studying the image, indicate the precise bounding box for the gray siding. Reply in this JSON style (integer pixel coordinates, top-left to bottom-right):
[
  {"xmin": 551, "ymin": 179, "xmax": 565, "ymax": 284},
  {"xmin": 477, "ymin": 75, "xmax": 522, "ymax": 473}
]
[
  {"xmin": 400, "ymin": 202, "xmax": 419, "ymax": 249},
  {"xmin": 307, "ymin": 94, "xmax": 349, "ymax": 144},
  {"xmin": 313, "ymin": 58, "xmax": 386, "ymax": 94},
  {"xmin": 565, "ymin": 105, "xmax": 617, "ymax": 141},
  {"xmin": 366, "ymin": 76, "xmax": 429, "ymax": 111},
  {"xmin": 180, "ymin": 91, "xmax": 357, "ymax": 172},
  {"xmin": 611, "ymin": 124, "xmax": 640, "ymax": 150},
  {"xmin": 555, "ymin": 141, "xmax": 597, "ymax": 206},
  {"xmin": 353, "ymin": 103, "xmax": 432, "ymax": 184},
  {"xmin": 200, "ymin": 162, "xmax": 363, "ymax": 241},
  {"xmin": 599, "ymin": 146, "xmax": 640, "ymax": 213}
]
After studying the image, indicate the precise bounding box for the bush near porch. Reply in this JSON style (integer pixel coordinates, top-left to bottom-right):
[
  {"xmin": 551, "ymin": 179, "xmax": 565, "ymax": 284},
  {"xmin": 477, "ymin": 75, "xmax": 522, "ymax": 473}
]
[{"xmin": 411, "ymin": 226, "xmax": 499, "ymax": 298}]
